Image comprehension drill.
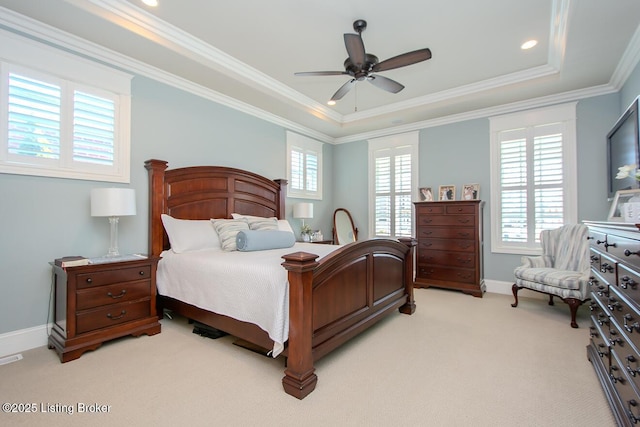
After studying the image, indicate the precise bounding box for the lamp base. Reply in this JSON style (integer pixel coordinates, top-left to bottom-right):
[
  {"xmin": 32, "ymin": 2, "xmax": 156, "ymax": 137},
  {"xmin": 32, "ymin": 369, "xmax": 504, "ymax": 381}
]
[{"xmin": 106, "ymin": 216, "xmax": 120, "ymax": 257}]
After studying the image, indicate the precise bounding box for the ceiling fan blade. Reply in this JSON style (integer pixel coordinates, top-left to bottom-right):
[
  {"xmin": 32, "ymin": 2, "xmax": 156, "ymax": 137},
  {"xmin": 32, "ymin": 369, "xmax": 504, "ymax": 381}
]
[
  {"xmin": 294, "ymin": 71, "xmax": 349, "ymax": 77},
  {"xmin": 372, "ymin": 48, "xmax": 432, "ymax": 72},
  {"xmin": 368, "ymin": 75, "xmax": 404, "ymax": 93},
  {"xmin": 344, "ymin": 33, "xmax": 366, "ymax": 67},
  {"xmin": 331, "ymin": 79, "xmax": 356, "ymax": 101}
]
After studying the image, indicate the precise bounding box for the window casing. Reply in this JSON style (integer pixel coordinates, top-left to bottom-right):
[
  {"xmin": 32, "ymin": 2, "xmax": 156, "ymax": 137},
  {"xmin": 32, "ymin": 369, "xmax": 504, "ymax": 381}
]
[
  {"xmin": 286, "ymin": 131, "xmax": 323, "ymax": 200},
  {"xmin": 489, "ymin": 103, "xmax": 577, "ymax": 254},
  {"xmin": 369, "ymin": 131, "xmax": 419, "ymax": 239},
  {"xmin": 0, "ymin": 29, "xmax": 132, "ymax": 183}
]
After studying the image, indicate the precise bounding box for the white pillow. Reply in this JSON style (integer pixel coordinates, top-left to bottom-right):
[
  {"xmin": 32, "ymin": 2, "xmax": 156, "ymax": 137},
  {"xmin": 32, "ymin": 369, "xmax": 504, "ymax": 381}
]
[
  {"xmin": 161, "ymin": 214, "xmax": 221, "ymax": 253},
  {"xmin": 231, "ymin": 213, "xmax": 293, "ymax": 233},
  {"xmin": 211, "ymin": 218, "xmax": 250, "ymax": 251}
]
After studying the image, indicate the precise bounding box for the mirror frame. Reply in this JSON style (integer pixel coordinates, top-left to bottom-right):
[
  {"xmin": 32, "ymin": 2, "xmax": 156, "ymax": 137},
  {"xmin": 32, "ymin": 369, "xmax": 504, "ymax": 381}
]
[{"xmin": 333, "ymin": 208, "xmax": 358, "ymax": 244}]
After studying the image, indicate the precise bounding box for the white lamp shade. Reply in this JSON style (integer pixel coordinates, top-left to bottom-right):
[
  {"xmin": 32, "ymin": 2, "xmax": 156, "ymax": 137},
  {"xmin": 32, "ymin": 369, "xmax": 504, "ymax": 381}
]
[
  {"xmin": 293, "ymin": 202, "xmax": 313, "ymax": 219},
  {"xmin": 91, "ymin": 188, "xmax": 137, "ymax": 217}
]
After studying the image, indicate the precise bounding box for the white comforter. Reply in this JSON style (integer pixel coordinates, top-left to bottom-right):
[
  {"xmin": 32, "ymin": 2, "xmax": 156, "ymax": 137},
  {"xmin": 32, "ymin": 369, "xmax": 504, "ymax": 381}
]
[{"xmin": 156, "ymin": 243, "xmax": 338, "ymax": 357}]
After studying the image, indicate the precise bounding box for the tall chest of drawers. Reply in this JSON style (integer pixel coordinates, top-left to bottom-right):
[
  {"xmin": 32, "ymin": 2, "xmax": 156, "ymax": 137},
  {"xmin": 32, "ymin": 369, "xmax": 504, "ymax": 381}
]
[
  {"xmin": 48, "ymin": 256, "xmax": 161, "ymax": 362},
  {"xmin": 414, "ymin": 200, "xmax": 485, "ymax": 297},
  {"xmin": 585, "ymin": 221, "xmax": 640, "ymax": 426}
]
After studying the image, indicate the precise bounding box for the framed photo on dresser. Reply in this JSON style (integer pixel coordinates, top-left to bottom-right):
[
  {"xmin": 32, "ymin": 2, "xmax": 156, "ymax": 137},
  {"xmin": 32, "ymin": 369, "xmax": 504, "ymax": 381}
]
[
  {"xmin": 438, "ymin": 185, "xmax": 455, "ymax": 201},
  {"xmin": 462, "ymin": 184, "xmax": 480, "ymax": 200}
]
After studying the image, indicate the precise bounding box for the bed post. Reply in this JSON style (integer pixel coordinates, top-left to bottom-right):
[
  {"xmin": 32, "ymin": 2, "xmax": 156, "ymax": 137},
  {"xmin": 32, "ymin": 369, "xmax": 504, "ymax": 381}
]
[
  {"xmin": 274, "ymin": 179, "xmax": 288, "ymax": 219},
  {"xmin": 398, "ymin": 237, "xmax": 417, "ymax": 315},
  {"xmin": 144, "ymin": 159, "xmax": 168, "ymax": 257},
  {"xmin": 281, "ymin": 251, "xmax": 320, "ymax": 399}
]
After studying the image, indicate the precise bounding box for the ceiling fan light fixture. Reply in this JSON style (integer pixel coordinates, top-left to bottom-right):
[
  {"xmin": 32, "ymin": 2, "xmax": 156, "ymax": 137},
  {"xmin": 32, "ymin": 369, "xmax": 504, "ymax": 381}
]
[
  {"xmin": 327, "ymin": 100, "xmax": 336, "ymax": 106},
  {"xmin": 141, "ymin": 0, "xmax": 159, "ymax": 7}
]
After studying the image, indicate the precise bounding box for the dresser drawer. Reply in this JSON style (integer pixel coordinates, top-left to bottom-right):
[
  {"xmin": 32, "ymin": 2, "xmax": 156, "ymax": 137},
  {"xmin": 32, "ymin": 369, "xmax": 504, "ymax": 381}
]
[
  {"xmin": 76, "ymin": 265, "xmax": 152, "ymax": 289},
  {"xmin": 608, "ymin": 286, "xmax": 640, "ymax": 350},
  {"xmin": 589, "ymin": 317, "xmax": 609, "ymax": 361},
  {"xmin": 417, "ymin": 226, "xmax": 475, "ymax": 240},
  {"xmin": 418, "ymin": 249, "xmax": 476, "ymax": 269},
  {"xmin": 76, "ymin": 300, "xmax": 151, "ymax": 334},
  {"xmin": 618, "ymin": 263, "xmax": 640, "ymax": 306},
  {"xmin": 76, "ymin": 280, "xmax": 151, "ymax": 310},
  {"xmin": 416, "ymin": 215, "xmax": 476, "ymax": 227},
  {"xmin": 590, "ymin": 296, "xmax": 611, "ymax": 330},
  {"xmin": 416, "ymin": 205, "xmax": 444, "ymax": 216},
  {"xmin": 419, "ymin": 238, "xmax": 475, "ymax": 253},
  {"xmin": 607, "ymin": 234, "xmax": 640, "ymax": 270},
  {"xmin": 446, "ymin": 204, "xmax": 476, "ymax": 215},
  {"xmin": 417, "ymin": 265, "xmax": 476, "ymax": 284},
  {"xmin": 611, "ymin": 349, "xmax": 640, "ymax": 424},
  {"xmin": 589, "ymin": 269, "xmax": 610, "ymax": 306}
]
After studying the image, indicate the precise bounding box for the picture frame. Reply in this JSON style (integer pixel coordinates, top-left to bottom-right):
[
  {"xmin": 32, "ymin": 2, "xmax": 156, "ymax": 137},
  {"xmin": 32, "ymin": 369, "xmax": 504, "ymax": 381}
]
[
  {"xmin": 419, "ymin": 187, "xmax": 433, "ymax": 201},
  {"xmin": 608, "ymin": 189, "xmax": 640, "ymax": 222},
  {"xmin": 438, "ymin": 185, "xmax": 456, "ymax": 201},
  {"xmin": 462, "ymin": 183, "xmax": 480, "ymax": 200}
]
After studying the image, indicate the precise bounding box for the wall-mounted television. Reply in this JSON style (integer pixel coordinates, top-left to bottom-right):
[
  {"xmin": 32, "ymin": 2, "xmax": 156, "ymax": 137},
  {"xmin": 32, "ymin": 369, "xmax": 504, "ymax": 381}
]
[{"xmin": 607, "ymin": 98, "xmax": 640, "ymax": 200}]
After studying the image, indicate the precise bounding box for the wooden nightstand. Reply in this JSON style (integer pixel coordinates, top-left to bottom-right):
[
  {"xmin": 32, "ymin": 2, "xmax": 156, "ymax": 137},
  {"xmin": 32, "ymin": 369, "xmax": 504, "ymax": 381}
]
[{"xmin": 48, "ymin": 256, "xmax": 161, "ymax": 362}]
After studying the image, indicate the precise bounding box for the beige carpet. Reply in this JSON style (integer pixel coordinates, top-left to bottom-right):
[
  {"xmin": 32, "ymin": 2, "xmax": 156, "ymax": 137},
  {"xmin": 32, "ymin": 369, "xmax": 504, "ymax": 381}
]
[{"xmin": 0, "ymin": 289, "xmax": 616, "ymax": 427}]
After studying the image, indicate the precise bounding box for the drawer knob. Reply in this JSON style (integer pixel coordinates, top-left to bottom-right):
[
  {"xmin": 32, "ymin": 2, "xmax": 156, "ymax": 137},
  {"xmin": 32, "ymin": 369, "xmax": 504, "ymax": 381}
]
[
  {"xmin": 106, "ymin": 310, "xmax": 126, "ymax": 320},
  {"xmin": 86, "ymin": 278, "xmax": 93, "ymax": 284},
  {"xmin": 601, "ymin": 263, "xmax": 614, "ymax": 273},
  {"xmin": 605, "ymin": 242, "xmax": 617, "ymax": 249},
  {"xmin": 625, "ymin": 249, "xmax": 640, "ymax": 257},
  {"xmin": 139, "ymin": 271, "xmax": 145, "ymax": 276},
  {"xmin": 626, "ymin": 355, "xmax": 640, "ymax": 377},
  {"xmin": 596, "ymin": 239, "xmax": 606, "ymax": 246},
  {"xmin": 107, "ymin": 290, "xmax": 127, "ymax": 299}
]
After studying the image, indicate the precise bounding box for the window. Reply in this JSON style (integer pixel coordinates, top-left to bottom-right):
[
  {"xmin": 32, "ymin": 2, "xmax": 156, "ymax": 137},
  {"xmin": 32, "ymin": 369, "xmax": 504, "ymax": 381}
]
[
  {"xmin": 369, "ymin": 131, "xmax": 419, "ymax": 238},
  {"xmin": 489, "ymin": 103, "xmax": 577, "ymax": 254},
  {"xmin": 286, "ymin": 131, "xmax": 323, "ymax": 199},
  {"xmin": 0, "ymin": 29, "xmax": 132, "ymax": 182}
]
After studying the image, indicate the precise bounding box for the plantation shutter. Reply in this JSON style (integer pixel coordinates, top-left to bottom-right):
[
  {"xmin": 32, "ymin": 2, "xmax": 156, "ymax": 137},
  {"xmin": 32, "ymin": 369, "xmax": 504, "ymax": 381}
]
[
  {"xmin": 7, "ymin": 72, "xmax": 117, "ymax": 168},
  {"xmin": 498, "ymin": 123, "xmax": 564, "ymax": 244},
  {"xmin": 373, "ymin": 145, "xmax": 413, "ymax": 238}
]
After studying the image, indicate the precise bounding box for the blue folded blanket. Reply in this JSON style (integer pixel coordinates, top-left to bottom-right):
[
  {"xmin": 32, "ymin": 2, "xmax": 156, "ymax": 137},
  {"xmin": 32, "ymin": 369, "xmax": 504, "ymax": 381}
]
[{"xmin": 236, "ymin": 229, "xmax": 295, "ymax": 251}]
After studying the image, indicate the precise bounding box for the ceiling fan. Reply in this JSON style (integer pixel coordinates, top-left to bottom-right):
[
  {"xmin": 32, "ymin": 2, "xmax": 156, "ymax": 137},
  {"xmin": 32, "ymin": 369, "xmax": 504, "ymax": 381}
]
[{"xmin": 295, "ymin": 19, "xmax": 432, "ymax": 103}]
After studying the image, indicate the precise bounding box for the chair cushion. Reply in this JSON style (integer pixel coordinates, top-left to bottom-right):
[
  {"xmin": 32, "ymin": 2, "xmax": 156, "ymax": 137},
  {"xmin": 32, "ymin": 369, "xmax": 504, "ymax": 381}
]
[{"xmin": 514, "ymin": 266, "xmax": 586, "ymax": 290}]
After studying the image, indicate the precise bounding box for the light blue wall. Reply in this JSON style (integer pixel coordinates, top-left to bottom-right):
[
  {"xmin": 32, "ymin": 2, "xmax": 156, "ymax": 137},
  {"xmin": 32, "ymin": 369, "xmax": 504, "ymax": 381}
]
[{"xmin": 0, "ymin": 76, "xmax": 334, "ymax": 334}]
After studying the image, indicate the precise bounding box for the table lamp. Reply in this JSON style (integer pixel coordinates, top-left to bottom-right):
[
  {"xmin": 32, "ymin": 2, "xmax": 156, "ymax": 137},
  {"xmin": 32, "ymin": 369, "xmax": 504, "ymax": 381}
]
[
  {"xmin": 91, "ymin": 188, "xmax": 136, "ymax": 257},
  {"xmin": 293, "ymin": 202, "xmax": 313, "ymax": 240}
]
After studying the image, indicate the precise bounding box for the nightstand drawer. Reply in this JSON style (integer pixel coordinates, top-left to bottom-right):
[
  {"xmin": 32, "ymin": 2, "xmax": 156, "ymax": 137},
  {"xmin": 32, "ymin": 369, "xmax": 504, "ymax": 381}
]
[
  {"xmin": 76, "ymin": 265, "xmax": 152, "ymax": 289},
  {"xmin": 76, "ymin": 280, "xmax": 151, "ymax": 310},
  {"xmin": 76, "ymin": 300, "xmax": 150, "ymax": 334}
]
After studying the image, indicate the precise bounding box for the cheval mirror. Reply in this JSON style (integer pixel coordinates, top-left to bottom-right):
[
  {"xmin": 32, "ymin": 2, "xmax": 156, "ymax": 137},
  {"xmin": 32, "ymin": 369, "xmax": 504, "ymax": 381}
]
[{"xmin": 333, "ymin": 208, "xmax": 358, "ymax": 245}]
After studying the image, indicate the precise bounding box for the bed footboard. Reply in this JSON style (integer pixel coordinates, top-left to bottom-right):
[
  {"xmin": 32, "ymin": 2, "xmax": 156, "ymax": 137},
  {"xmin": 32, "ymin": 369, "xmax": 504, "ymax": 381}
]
[{"xmin": 281, "ymin": 237, "xmax": 416, "ymax": 399}]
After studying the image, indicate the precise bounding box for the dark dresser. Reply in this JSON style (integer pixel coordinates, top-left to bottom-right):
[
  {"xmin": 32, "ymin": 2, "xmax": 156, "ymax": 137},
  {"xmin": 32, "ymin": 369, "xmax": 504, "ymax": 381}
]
[
  {"xmin": 413, "ymin": 200, "xmax": 485, "ymax": 297},
  {"xmin": 585, "ymin": 221, "xmax": 640, "ymax": 426}
]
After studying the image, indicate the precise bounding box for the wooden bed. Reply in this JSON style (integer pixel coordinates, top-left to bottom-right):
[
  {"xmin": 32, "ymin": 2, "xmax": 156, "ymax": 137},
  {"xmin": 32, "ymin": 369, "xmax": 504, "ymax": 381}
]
[{"xmin": 145, "ymin": 159, "xmax": 416, "ymax": 399}]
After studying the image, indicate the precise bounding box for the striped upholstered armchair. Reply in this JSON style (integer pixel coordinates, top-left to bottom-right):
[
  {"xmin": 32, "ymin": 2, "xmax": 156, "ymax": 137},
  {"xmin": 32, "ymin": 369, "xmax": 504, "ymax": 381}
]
[{"xmin": 511, "ymin": 224, "xmax": 591, "ymax": 328}]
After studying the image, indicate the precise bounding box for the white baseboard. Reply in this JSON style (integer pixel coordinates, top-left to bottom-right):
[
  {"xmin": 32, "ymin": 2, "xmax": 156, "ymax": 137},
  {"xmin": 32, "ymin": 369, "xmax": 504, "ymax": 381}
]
[
  {"xmin": 485, "ymin": 278, "xmax": 547, "ymax": 300},
  {"xmin": 0, "ymin": 324, "xmax": 49, "ymax": 358}
]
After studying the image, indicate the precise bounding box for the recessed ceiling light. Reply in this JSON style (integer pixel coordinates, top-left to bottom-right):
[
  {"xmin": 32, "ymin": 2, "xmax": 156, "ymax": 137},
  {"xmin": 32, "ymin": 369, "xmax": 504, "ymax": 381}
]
[
  {"xmin": 521, "ymin": 40, "xmax": 538, "ymax": 50},
  {"xmin": 142, "ymin": 0, "xmax": 158, "ymax": 7}
]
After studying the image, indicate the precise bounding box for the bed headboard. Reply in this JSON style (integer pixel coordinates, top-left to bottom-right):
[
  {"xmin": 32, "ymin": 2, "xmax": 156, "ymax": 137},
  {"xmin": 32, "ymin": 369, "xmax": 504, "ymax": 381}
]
[{"xmin": 145, "ymin": 159, "xmax": 288, "ymax": 256}]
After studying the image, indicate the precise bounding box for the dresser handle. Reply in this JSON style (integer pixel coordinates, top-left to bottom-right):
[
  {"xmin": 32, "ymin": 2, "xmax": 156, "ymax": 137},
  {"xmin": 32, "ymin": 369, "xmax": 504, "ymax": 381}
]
[
  {"xmin": 604, "ymin": 242, "xmax": 617, "ymax": 249},
  {"xmin": 625, "ymin": 249, "xmax": 640, "ymax": 257},
  {"xmin": 457, "ymin": 218, "xmax": 470, "ymax": 224},
  {"xmin": 610, "ymin": 365, "xmax": 625, "ymax": 382},
  {"xmin": 621, "ymin": 276, "xmax": 638, "ymax": 290},
  {"xmin": 107, "ymin": 290, "xmax": 127, "ymax": 299},
  {"xmin": 627, "ymin": 400, "xmax": 640, "ymax": 424},
  {"xmin": 626, "ymin": 355, "xmax": 640, "ymax": 377},
  {"xmin": 107, "ymin": 310, "xmax": 126, "ymax": 320},
  {"xmin": 86, "ymin": 278, "xmax": 92, "ymax": 283},
  {"xmin": 139, "ymin": 271, "xmax": 145, "ymax": 276},
  {"xmin": 624, "ymin": 313, "xmax": 639, "ymax": 333},
  {"xmin": 596, "ymin": 239, "xmax": 606, "ymax": 246}
]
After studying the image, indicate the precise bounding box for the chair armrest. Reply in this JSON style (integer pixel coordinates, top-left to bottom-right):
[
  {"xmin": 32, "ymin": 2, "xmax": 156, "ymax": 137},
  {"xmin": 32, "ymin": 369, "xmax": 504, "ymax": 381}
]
[{"xmin": 520, "ymin": 255, "xmax": 553, "ymax": 268}]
